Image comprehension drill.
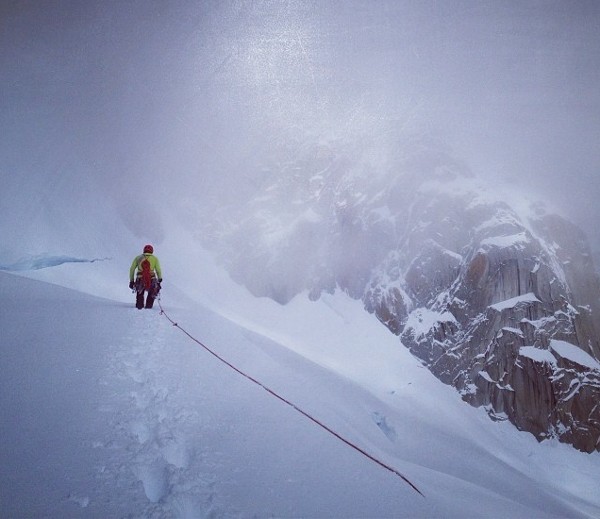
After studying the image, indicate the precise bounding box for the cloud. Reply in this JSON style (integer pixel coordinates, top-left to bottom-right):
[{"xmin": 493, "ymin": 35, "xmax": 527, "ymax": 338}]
[{"xmin": 2, "ymin": 1, "xmax": 600, "ymax": 258}]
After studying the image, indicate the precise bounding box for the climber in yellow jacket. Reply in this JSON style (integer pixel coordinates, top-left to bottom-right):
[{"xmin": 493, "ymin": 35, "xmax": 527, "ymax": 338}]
[{"xmin": 129, "ymin": 244, "xmax": 162, "ymax": 309}]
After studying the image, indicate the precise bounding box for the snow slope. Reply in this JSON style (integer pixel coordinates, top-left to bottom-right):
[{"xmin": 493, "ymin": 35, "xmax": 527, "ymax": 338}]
[{"xmin": 2, "ymin": 252, "xmax": 600, "ymax": 517}]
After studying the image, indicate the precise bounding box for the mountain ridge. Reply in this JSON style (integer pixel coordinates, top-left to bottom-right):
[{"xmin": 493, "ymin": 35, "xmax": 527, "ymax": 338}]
[{"xmin": 188, "ymin": 140, "xmax": 600, "ymax": 452}]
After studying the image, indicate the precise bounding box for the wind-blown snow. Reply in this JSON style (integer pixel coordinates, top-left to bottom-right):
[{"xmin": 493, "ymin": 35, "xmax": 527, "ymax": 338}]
[{"xmin": 2, "ymin": 245, "xmax": 600, "ymax": 517}]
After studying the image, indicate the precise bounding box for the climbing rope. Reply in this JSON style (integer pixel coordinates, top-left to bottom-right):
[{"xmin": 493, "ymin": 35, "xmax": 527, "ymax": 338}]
[{"xmin": 157, "ymin": 298, "xmax": 424, "ymax": 497}]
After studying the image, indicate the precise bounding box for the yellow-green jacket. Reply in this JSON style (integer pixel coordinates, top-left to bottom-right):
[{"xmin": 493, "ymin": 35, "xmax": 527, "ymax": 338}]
[{"xmin": 129, "ymin": 253, "xmax": 162, "ymax": 282}]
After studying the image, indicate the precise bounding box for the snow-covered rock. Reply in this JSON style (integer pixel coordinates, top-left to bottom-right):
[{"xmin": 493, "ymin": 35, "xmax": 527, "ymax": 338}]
[{"xmin": 396, "ymin": 181, "xmax": 600, "ymax": 452}]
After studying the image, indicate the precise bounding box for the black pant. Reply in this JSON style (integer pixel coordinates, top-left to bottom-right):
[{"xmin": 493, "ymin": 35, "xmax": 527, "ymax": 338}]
[{"xmin": 135, "ymin": 278, "xmax": 159, "ymax": 309}]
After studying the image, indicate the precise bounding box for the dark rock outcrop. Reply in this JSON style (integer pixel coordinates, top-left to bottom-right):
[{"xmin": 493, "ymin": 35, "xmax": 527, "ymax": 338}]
[{"xmin": 397, "ymin": 193, "xmax": 600, "ymax": 452}]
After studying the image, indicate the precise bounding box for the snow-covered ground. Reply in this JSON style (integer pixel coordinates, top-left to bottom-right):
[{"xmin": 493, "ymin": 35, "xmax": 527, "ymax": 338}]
[{"xmin": 2, "ymin": 242, "xmax": 600, "ymax": 518}]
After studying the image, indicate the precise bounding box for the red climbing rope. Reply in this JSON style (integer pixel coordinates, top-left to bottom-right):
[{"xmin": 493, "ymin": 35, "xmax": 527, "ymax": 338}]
[{"xmin": 158, "ymin": 299, "xmax": 424, "ymax": 497}]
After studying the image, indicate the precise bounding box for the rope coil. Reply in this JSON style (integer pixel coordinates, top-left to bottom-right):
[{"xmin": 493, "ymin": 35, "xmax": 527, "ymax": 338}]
[{"xmin": 157, "ymin": 299, "xmax": 423, "ymax": 497}]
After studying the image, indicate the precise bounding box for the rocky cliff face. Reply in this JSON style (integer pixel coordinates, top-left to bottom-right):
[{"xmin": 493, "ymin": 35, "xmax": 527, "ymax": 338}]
[
  {"xmin": 395, "ymin": 189, "xmax": 600, "ymax": 452},
  {"xmin": 191, "ymin": 140, "xmax": 600, "ymax": 452}
]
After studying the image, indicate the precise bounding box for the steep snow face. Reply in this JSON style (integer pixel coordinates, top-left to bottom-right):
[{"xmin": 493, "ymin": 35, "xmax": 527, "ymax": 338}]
[{"xmin": 186, "ymin": 138, "xmax": 600, "ymax": 452}]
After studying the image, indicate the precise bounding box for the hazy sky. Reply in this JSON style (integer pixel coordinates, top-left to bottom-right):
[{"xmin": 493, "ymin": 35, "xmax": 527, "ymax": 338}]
[{"xmin": 2, "ymin": 1, "xmax": 600, "ymax": 256}]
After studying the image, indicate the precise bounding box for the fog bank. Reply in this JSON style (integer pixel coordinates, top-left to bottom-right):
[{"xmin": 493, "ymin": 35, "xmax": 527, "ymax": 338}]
[{"xmin": 2, "ymin": 1, "xmax": 600, "ymax": 259}]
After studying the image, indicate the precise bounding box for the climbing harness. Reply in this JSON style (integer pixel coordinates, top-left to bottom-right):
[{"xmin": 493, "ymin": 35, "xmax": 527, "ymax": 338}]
[{"xmin": 157, "ymin": 298, "xmax": 424, "ymax": 497}]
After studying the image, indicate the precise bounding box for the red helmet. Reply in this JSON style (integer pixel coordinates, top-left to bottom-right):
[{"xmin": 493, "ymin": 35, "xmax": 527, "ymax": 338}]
[{"xmin": 143, "ymin": 244, "xmax": 154, "ymax": 254}]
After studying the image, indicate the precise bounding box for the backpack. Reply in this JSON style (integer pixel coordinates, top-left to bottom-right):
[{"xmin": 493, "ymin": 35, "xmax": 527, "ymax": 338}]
[{"xmin": 138, "ymin": 255, "xmax": 153, "ymax": 290}]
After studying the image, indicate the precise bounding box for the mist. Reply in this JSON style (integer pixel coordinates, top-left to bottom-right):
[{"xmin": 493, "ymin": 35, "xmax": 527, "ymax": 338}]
[{"xmin": 2, "ymin": 0, "xmax": 600, "ymax": 261}]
